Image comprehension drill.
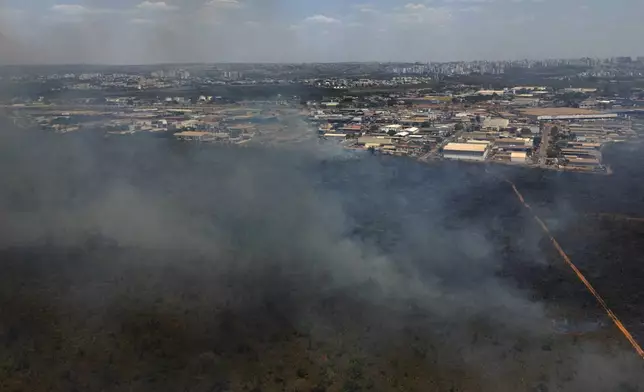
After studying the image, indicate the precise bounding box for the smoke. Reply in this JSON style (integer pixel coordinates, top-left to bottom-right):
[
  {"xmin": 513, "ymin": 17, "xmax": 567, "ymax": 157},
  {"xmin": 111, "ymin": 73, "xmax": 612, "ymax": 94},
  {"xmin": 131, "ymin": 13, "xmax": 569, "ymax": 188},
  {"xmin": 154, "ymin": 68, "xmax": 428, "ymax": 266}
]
[
  {"xmin": 2, "ymin": 0, "xmax": 644, "ymax": 63},
  {"xmin": 0, "ymin": 4, "xmax": 29, "ymax": 65},
  {"xmin": 1, "ymin": 118, "xmax": 643, "ymax": 390},
  {"xmin": 1, "ymin": 2, "xmax": 643, "ymax": 387}
]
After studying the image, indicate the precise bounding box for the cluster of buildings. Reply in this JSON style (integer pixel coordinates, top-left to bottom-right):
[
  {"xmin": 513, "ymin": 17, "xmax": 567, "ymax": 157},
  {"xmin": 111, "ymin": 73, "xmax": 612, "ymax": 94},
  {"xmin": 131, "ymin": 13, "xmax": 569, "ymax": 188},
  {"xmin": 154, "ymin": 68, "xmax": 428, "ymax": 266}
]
[
  {"xmin": 304, "ymin": 76, "xmax": 433, "ymax": 89},
  {"xmin": 5, "ymin": 57, "xmax": 644, "ymax": 92},
  {"xmin": 7, "ymin": 59, "xmax": 644, "ymax": 174},
  {"xmin": 311, "ymin": 106, "xmax": 450, "ymax": 158},
  {"xmin": 554, "ymin": 120, "xmax": 636, "ymax": 171},
  {"xmin": 385, "ymin": 57, "xmax": 644, "ymax": 78},
  {"xmin": 309, "ymin": 88, "xmax": 640, "ymax": 173},
  {"xmin": 30, "ymin": 106, "xmax": 289, "ymax": 145}
]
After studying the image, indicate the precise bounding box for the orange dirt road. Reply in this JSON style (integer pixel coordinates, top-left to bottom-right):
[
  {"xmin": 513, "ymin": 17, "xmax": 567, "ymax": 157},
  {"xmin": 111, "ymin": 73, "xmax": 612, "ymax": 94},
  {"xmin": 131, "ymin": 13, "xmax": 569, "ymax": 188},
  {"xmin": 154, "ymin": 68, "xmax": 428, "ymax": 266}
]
[{"xmin": 504, "ymin": 178, "xmax": 644, "ymax": 359}]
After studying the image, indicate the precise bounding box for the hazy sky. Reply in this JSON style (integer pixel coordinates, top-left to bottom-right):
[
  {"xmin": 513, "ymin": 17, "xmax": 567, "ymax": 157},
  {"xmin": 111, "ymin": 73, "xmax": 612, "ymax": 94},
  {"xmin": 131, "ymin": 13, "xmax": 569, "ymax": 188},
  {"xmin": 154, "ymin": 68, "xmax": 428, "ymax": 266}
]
[{"xmin": 0, "ymin": 0, "xmax": 643, "ymax": 64}]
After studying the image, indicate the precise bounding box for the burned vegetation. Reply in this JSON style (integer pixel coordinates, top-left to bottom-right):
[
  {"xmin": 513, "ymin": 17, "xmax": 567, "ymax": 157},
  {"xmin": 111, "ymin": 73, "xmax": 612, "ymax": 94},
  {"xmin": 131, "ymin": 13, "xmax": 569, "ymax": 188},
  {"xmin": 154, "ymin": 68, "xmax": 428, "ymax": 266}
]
[{"xmin": 1, "ymin": 128, "xmax": 643, "ymax": 391}]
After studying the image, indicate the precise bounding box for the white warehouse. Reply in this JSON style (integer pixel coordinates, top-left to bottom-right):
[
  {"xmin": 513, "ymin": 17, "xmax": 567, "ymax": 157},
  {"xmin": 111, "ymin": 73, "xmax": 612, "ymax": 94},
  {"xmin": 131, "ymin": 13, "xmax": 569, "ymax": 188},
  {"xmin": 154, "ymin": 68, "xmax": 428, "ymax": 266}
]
[{"xmin": 443, "ymin": 142, "xmax": 490, "ymax": 161}]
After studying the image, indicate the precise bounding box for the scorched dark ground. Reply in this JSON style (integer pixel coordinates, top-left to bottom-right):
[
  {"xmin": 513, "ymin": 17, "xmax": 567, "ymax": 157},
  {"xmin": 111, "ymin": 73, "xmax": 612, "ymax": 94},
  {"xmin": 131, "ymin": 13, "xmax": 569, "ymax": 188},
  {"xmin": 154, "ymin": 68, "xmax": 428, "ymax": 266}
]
[{"xmin": 0, "ymin": 129, "xmax": 643, "ymax": 391}]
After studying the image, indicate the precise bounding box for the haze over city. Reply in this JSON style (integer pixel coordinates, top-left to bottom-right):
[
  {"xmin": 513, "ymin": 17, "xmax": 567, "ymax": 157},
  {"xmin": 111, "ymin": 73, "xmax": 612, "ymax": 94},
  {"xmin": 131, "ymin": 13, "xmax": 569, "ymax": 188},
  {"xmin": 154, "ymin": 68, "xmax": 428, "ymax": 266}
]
[
  {"xmin": 1, "ymin": 0, "xmax": 644, "ymax": 64},
  {"xmin": 3, "ymin": 1, "xmax": 644, "ymax": 391}
]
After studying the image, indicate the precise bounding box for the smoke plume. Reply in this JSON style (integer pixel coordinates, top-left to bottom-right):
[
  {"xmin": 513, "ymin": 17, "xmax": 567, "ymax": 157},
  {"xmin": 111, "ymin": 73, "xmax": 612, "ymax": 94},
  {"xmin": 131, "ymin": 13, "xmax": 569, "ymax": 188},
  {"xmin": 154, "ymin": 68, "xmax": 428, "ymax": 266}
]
[{"xmin": 0, "ymin": 119, "xmax": 643, "ymax": 390}]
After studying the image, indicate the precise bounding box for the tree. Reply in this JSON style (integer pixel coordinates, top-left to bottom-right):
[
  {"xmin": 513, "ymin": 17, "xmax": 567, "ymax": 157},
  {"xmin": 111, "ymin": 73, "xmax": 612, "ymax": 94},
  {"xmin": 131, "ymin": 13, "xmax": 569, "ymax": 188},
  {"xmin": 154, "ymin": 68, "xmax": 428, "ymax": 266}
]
[
  {"xmin": 387, "ymin": 129, "xmax": 397, "ymax": 136},
  {"xmin": 547, "ymin": 146, "xmax": 560, "ymax": 158},
  {"xmin": 454, "ymin": 123, "xmax": 464, "ymax": 131}
]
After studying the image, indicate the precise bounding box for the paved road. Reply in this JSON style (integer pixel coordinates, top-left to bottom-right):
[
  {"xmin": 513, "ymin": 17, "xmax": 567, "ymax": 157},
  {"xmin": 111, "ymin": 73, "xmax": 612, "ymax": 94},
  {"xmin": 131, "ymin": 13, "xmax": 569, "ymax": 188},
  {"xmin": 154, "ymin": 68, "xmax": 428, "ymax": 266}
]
[
  {"xmin": 419, "ymin": 131, "xmax": 462, "ymax": 162},
  {"xmin": 538, "ymin": 125, "xmax": 551, "ymax": 166},
  {"xmin": 419, "ymin": 151, "xmax": 433, "ymax": 162}
]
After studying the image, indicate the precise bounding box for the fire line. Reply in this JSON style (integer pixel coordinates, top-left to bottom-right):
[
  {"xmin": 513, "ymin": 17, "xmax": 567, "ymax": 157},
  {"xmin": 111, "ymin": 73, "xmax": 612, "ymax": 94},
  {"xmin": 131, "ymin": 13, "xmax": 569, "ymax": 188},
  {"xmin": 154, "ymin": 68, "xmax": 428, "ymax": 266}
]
[
  {"xmin": 504, "ymin": 178, "xmax": 644, "ymax": 359},
  {"xmin": 586, "ymin": 213, "xmax": 644, "ymax": 223}
]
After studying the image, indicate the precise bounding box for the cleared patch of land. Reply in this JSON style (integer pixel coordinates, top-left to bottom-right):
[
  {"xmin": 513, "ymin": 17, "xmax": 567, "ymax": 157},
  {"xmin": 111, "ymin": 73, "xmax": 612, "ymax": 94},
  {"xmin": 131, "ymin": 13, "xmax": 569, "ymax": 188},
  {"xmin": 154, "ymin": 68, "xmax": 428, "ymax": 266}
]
[{"xmin": 520, "ymin": 107, "xmax": 603, "ymax": 116}]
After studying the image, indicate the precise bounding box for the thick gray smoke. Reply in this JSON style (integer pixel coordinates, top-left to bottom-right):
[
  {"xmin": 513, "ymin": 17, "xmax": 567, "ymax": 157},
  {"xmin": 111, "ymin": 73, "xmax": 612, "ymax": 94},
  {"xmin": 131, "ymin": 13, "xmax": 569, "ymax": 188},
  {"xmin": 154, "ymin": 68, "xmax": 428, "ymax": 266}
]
[
  {"xmin": 0, "ymin": 124, "xmax": 541, "ymax": 319},
  {"xmin": 0, "ymin": 120, "xmax": 643, "ymax": 390},
  {"xmin": 1, "ymin": 2, "xmax": 643, "ymax": 386}
]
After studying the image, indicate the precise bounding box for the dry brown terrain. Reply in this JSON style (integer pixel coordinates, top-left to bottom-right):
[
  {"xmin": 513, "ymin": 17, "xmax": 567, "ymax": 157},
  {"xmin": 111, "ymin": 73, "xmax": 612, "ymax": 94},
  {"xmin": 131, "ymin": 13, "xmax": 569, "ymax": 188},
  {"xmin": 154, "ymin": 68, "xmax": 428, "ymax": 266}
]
[{"xmin": 520, "ymin": 108, "xmax": 603, "ymax": 116}]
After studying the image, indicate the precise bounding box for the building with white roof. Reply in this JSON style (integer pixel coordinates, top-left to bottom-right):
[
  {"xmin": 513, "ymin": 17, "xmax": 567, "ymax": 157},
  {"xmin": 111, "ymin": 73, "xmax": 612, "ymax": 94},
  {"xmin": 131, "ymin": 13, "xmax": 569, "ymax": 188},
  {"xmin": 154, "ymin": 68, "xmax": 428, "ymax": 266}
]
[{"xmin": 443, "ymin": 142, "xmax": 490, "ymax": 161}]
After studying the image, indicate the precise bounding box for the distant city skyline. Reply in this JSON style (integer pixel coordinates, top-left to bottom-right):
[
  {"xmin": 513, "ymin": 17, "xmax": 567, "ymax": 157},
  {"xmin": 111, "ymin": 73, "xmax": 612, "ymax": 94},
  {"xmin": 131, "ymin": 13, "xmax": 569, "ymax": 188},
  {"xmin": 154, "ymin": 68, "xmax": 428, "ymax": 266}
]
[{"xmin": 1, "ymin": 0, "xmax": 643, "ymax": 65}]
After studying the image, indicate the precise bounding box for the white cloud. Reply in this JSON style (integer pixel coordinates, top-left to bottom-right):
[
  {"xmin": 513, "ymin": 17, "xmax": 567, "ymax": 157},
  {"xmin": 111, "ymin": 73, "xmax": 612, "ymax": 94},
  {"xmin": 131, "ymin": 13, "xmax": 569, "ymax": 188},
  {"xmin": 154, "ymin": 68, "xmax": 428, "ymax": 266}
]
[
  {"xmin": 130, "ymin": 18, "xmax": 155, "ymax": 25},
  {"xmin": 303, "ymin": 15, "xmax": 341, "ymax": 24},
  {"xmin": 443, "ymin": 0, "xmax": 495, "ymax": 3},
  {"xmin": 51, "ymin": 4, "xmax": 91, "ymax": 15},
  {"xmin": 352, "ymin": 3, "xmax": 378, "ymax": 13},
  {"xmin": 49, "ymin": 4, "xmax": 118, "ymax": 19},
  {"xmin": 206, "ymin": 0, "xmax": 243, "ymax": 8},
  {"xmin": 291, "ymin": 15, "xmax": 342, "ymax": 32},
  {"xmin": 395, "ymin": 5, "xmax": 453, "ymax": 25},
  {"xmin": 404, "ymin": 3, "xmax": 428, "ymax": 11},
  {"xmin": 137, "ymin": 1, "xmax": 178, "ymax": 11},
  {"xmin": 11, "ymin": 0, "xmax": 641, "ymax": 63}
]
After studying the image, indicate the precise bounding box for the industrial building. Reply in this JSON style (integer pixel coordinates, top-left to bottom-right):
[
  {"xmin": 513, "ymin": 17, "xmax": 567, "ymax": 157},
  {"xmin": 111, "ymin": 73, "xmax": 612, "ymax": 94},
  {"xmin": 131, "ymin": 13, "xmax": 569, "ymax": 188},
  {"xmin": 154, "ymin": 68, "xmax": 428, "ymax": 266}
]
[
  {"xmin": 494, "ymin": 138, "xmax": 534, "ymax": 151},
  {"xmin": 509, "ymin": 97, "xmax": 540, "ymax": 107},
  {"xmin": 400, "ymin": 117, "xmax": 432, "ymax": 127},
  {"xmin": 565, "ymin": 142, "xmax": 602, "ymax": 150},
  {"xmin": 538, "ymin": 114, "xmax": 618, "ymax": 121},
  {"xmin": 380, "ymin": 124, "xmax": 403, "ymax": 133},
  {"xmin": 323, "ymin": 133, "xmax": 348, "ymax": 139},
  {"xmin": 483, "ymin": 118, "xmax": 510, "ymax": 130},
  {"xmin": 443, "ymin": 142, "xmax": 490, "ymax": 161},
  {"xmin": 339, "ymin": 124, "xmax": 363, "ymax": 134},
  {"xmin": 174, "ymin": 131, "xmax": 216, "ymax": 142},
  {"xmin": 566, "ymin": 157, "xmax": 601, "ymax": 168},
  {"xmin": 510, "ymin": 152, "xmax": 527, "ymax": 163},
  {"xmin": 357, "ymin": 136, "xmax": 395, "ymax": 149},
  {"xmin": 477, "ymin": 89, "xmax": 507, "ymax": 96},
  {"xmin": 570, "ymin": 127, "xmax": 608, "ymax": 142},
  {"xmin": 561, "ymin": 149, "xmax": 598, "ymax": 158},
  {"xmin": 494, "ymin": 151, "xmax": 528, "ymax": 164},
  {"xmin": 466, "ymin": 131, "xmax": 499, "ymax": 141}
]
